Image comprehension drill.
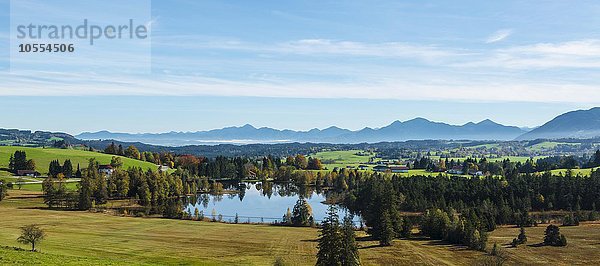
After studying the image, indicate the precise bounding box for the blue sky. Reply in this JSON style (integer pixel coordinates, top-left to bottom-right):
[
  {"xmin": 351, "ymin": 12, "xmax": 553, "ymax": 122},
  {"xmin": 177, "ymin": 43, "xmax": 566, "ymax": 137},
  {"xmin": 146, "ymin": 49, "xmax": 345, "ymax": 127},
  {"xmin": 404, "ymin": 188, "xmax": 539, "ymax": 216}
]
[{"xmin": 1, "ymin": 0, "xmax": 600, "ymax": 134}]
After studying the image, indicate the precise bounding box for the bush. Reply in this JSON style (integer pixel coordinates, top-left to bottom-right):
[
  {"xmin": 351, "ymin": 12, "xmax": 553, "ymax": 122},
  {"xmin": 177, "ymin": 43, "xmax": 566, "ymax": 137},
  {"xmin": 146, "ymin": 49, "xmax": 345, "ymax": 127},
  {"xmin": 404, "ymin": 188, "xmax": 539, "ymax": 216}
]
[
  {"xmin": 543, "ymin": 225, "xmax": 567, "ymax": 246},
  {"xmin": 588, "ymin": 211, "xmax": 599, "ymax": 221},
  {"xmin": 562, "ymin": 214, "xmax": 579, "ymax": 226},
  {"xmin": 511, "ymin": 227, "xmax": 527, "ymax": 247},
  {"xmin": 273, "ymin": 257, "xmax": 287, "ymax": 266}
]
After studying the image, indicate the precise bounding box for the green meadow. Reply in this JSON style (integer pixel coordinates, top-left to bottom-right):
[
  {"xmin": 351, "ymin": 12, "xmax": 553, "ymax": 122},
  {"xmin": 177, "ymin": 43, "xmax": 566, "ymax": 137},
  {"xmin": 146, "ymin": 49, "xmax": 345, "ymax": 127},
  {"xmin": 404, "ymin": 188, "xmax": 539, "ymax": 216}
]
[
  {"xmin": 312, "ymin": 150, "xmax": 373, "ymax": 170},
  {"xmin": 0, "ymin": 146, "xmax": 159, "ymax": 175},
  {"xmin": 2, "ymin": 190, "xmax": 600, "ymax": 265}
]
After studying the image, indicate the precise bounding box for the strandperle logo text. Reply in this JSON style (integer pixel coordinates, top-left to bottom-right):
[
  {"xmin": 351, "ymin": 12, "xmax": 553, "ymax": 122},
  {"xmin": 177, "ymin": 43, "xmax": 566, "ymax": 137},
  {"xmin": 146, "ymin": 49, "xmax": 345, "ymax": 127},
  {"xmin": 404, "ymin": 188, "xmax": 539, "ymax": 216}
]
[{"xmin": 16, "ymin": 19, "xmax": 149, "ymax": 45}]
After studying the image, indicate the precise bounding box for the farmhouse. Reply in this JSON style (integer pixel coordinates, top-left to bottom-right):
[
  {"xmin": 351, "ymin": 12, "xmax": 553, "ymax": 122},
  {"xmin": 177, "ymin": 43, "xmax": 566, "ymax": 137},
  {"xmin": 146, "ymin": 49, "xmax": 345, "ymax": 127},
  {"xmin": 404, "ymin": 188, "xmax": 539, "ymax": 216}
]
[
  {"xmin": 447, "ymin": 167, "xmax": 464, "ymax": 175},
  {"xmin": 16, "ymin": 170, "xmax": 41, "ymax": 177},
  {"xmin": 98, "ymin": 165, "xmax": 114, "ymax": 175}
]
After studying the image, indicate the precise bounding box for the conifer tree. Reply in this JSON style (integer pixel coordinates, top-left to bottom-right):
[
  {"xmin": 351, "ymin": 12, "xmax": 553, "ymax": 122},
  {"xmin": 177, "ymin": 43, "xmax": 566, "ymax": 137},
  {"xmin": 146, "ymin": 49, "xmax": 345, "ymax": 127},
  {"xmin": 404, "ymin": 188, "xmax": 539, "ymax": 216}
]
[
  {"xmin": 340, "ymin": 215, "xmax": 360, "ymax": 266},
  {"xmin": 316, "ymin": 205, "xmax": 342, "ymax": 266}
]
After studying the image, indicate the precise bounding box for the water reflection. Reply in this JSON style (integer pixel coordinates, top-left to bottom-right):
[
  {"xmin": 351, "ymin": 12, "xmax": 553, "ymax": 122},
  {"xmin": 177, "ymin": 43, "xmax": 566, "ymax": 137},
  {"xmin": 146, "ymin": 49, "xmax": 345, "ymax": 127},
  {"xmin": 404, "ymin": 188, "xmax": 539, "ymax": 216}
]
[{"xmin": 184, "ymin": 182, "xmax": 359, "ymax": 224}]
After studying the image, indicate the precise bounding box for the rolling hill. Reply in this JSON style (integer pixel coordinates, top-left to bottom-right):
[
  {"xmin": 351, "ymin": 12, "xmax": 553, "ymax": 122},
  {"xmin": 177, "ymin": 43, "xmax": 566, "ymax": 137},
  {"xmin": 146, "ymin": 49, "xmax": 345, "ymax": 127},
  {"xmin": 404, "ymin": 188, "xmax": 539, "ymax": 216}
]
[
  {"xmin": 0, "ymin": 146, "xmax": 159, "ymax": 175},
  {"xmin": 517, "ymin": 107, "xmax": 600, "ymax": 140}
]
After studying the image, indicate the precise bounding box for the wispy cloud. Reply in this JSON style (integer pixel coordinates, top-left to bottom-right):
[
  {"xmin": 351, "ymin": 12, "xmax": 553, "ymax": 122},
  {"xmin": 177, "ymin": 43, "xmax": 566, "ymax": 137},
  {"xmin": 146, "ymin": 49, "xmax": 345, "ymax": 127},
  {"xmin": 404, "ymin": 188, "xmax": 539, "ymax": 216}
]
[
  {"xmin": 463, "ymin": 39, "xmax": 600, "ymax": 68},
  {"xmin": 485, "ymin": 29, "xmax": 513, "ymax": 43},
  {"xmin": 152, "ymin": 36, "xmax": 465, "ymax": 62},
  {"xmin": 2, "ymin": 71, "xmax": 600, "ymax": 105}
]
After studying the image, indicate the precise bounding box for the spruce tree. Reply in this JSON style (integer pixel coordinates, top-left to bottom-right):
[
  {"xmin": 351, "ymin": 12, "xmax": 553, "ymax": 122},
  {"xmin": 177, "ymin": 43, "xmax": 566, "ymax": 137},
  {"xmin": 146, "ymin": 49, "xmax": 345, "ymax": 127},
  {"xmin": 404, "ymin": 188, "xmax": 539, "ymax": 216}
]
[
  {"xmin": 379, "ymin": 211, "xmax": 394, "ymax": 246},
  {"xmin": 340, "ymin": 215, "xmax": 360, "ymax": 266},
  {"xmin": 62, "ymin": 159, "xmax": 73, "ymax": 178},
  {"xmin": 291, "ymin": 197, "xmax": 314, "ymax": 226},
  {"xmin": 316, "ymin": 205, "xmax": 342, "ymax": 266}
]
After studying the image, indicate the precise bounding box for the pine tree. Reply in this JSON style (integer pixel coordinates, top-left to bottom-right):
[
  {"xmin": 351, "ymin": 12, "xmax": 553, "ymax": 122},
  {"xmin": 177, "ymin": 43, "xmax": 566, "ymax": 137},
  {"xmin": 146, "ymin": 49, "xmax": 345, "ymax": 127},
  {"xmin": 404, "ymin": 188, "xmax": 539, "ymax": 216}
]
[
  {"xmin": 78, "ymin": 174, "xmax": 93, "ymax": 210},
  {"xmin": 544, "ymin": 224, "xmax": 567, "ymax": 246},
  {"xmin": 62, "ymin": 159, "xmax": 73, "ymax": 178},
  {"xmin": 518, "ymin": 226, "xmax": 527, "ymax": 244},
  {"xmin": 316, "ymin": 205, "xmax": 342, "ymax": 266},
  {"xmin": 75, "ymin": 164, "xmax": 82, "ymax": 178},
  {"xmin": 379, "ymin": 211, "xmax": 394, "ymax": 246},
  {"xmin": 291, "ymin": 197, "xmax": 314, "ymax": 226},
  {"xmin": 340, "ymin": 215, "xmax": 360, "ymax": 266}
]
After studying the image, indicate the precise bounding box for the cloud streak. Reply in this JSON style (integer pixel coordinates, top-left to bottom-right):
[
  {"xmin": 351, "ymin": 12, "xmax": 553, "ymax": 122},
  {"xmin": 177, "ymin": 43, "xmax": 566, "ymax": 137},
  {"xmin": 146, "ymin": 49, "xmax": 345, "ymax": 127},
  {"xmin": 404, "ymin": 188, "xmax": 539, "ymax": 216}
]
[
  {"xmin": 2, "ymin": 71, "xmax": 600, "ymax": 104},
  {"xmin": 485, "ymin": 29, "xmax": 513, "ymax": 43}
]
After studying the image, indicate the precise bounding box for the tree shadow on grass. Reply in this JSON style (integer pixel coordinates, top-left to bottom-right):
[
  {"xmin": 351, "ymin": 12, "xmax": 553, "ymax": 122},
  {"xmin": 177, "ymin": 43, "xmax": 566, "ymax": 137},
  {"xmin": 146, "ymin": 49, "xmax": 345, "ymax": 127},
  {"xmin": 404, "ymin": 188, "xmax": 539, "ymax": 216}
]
[
  {"xmin": 356, "ymin": 235, "xmax": 376, "ymax": 242},
  {"xmin": 527, "ymin": 243, "xmax": 546, "ymax": 248},
  {"xmin": 18, "ymin": 206, "xmax": 81, "ymax": 212},
  {"xmin": 358, "ymin": 244, "xmax": 383, "ymax": 249}
]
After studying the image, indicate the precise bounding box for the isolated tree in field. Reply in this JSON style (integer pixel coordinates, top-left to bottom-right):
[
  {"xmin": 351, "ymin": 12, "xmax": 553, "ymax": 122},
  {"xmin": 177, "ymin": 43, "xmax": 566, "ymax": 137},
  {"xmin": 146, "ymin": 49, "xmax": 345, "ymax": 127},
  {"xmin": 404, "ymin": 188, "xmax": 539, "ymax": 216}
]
[
  {"xmin": 316, "ymin": 205, "xmax": 342, "ymax": 266},
  {"xmin": 17, "ymin": 224, "xmax": 45, "ymax": 251},
  {"xmin": 543, "ymin": 225, "xmax": 567, "ymax": 246},
  {"xmin": 512, "ymin": 227, "xmax": 527, "ymax": 247},
  {"xmin": 341, "ymin": 214, "xmax": 360, "ymax": 266}
]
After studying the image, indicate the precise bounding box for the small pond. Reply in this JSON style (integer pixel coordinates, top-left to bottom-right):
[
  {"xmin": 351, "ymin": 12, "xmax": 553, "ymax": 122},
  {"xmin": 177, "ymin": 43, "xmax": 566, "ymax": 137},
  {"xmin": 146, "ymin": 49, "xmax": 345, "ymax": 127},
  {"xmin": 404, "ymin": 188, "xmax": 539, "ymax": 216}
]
[{"xmin": 184, "ymin": 182, "xmax": 360, "ymax": 224}]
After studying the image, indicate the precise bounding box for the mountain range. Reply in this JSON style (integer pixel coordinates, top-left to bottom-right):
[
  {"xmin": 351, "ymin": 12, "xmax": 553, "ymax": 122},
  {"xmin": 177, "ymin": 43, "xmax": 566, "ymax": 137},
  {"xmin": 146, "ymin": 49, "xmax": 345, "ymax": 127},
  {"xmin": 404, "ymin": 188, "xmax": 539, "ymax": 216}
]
[
  {"xmin": 0, "ymin": 107, "xmax": 593, "ymax": 147},
  {"xmin": 517, "ymin": 107, "xmax": 600, "ymax": 140},
  {"xmin": 77, "ymin": 118, "xmax": 528, "ymax": 146}
]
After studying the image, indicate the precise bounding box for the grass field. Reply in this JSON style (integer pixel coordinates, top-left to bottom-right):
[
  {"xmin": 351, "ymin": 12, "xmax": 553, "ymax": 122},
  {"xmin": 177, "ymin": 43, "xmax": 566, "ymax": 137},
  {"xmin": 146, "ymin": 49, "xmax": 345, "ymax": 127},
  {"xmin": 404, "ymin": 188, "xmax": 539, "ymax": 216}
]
[
  {"xmin": 529, "ymin": 141, "xmax": 580, "ymax": 152},
  {"xmin": 312, "ymin": 150, "xmax": 373, "ymax": 170},
  {"xmin": 549, "ymin": 167, "xmax": 599, "ymax": 176},
  {"xmin": 0, "ymin": 146, "xmax": 158, "ymax": 175},
  {"xmin": 2, "ymin": 190, "xmax": 600, "ymax": 265}
]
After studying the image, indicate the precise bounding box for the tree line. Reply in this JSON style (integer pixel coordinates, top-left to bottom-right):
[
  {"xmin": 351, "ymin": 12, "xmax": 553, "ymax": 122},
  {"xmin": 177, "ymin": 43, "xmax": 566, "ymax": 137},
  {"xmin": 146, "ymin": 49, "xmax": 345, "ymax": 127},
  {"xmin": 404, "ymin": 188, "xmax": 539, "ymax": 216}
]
[
  {"xmin": 411, "ymin": 149, "xmax": 600, "ymax": 175},
  {"xmin": 341, "ymin": 168, "xmax": 600, "ymax": 248}
]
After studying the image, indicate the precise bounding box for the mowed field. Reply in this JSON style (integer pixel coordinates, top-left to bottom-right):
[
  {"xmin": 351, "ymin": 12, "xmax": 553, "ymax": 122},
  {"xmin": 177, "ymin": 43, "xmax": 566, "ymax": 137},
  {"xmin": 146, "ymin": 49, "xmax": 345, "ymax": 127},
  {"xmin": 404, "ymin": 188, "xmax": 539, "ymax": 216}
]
[
  {"xmin": 312, "ymin": 150, "xmax": 373, "ymax": 170},
  {"xmin": 0, "ymin": 146, "xmax": 159, "ymax": 175},
  {"xmin": 2, "ymin": 190, "xmax": 600, "ymax": 265}
]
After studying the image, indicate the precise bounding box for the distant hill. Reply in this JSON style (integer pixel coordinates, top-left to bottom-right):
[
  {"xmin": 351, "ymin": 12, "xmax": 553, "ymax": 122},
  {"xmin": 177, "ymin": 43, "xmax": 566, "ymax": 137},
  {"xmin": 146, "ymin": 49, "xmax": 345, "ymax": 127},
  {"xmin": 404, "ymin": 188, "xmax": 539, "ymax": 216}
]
[
  {"xmin": 77, "ymin": 118, "xmax": 526, "ymax": 146},
  {"xmin": 517, "ymin": 107, "xmax": 600, "ymax": 140},
  {"xmin": 0, "ymin": 128, "xmax": 82, "ymax": 147}
]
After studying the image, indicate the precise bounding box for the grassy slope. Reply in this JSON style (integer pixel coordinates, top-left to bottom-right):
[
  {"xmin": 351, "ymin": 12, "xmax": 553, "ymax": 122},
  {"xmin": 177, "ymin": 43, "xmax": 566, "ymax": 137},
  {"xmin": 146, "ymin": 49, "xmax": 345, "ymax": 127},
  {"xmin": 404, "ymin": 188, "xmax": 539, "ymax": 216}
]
[
  {"xmin": 3, "ymin": 190, "xmax": 600, "ymax": 265},
  {"xmin": 0, "ymin": 190, "xmax": 483, "ymax": 265},
  {"xmin": 0, "ymin": 146, "xmax": 158, "ymax": 175},
  {"xmin": 549, "ymin": 167, "xmax": 599, "ymax": 176}
]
